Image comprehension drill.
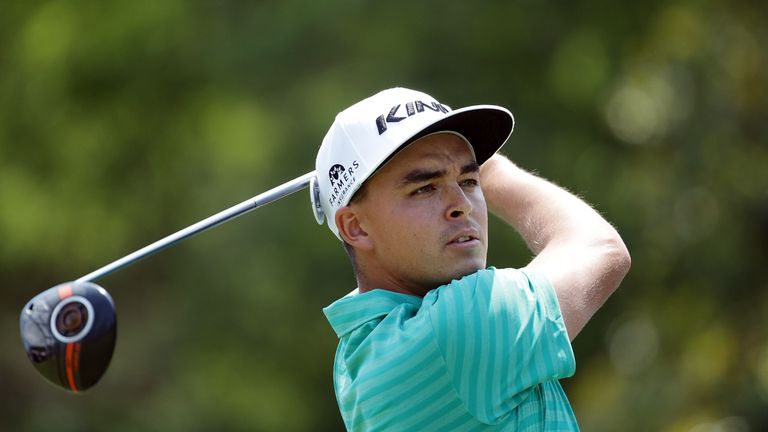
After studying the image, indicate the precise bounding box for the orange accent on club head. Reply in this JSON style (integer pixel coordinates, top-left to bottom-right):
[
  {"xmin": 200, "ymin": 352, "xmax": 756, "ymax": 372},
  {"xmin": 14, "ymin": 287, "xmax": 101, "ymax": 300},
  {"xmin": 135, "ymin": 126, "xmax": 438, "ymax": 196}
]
[
  {"xmin": 65, "ymin": 343, "xmax": 79, "ymax": 393},
  {"xmin": 58, "ymin": 285, "xmax": 73, "ymax": 300}
]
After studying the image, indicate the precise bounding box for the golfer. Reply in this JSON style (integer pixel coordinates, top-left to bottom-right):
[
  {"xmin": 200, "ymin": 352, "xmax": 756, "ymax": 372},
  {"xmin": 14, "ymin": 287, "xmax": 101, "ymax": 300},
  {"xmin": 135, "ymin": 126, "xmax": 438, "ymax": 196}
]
[{"xmin": 314, "ymin": 87, "xmax": 631, "ymax": 431}]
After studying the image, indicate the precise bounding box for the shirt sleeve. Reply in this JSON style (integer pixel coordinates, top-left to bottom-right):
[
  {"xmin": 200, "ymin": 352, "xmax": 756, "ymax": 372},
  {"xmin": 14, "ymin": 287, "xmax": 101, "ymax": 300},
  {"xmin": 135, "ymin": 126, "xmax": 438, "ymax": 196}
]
[{"xmin": 423, "ymin": 267, "xmax": 575, "ymax": 424}]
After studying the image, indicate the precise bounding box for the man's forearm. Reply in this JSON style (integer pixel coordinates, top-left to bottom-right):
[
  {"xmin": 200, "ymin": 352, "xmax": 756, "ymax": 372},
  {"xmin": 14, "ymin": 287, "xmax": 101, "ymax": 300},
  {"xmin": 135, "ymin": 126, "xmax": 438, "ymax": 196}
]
[
  {"xmin": 480, "ymin": 153, "xmax": 631, "ymax": 339},
  {"xmin": 479, "ymin": 154, "xmax": 620, "ymax": 253}
]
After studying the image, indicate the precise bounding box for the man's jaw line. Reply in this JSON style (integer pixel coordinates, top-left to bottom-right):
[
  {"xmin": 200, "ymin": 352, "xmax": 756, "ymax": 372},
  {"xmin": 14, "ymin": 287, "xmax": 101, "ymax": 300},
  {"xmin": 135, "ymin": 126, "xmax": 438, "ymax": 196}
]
[{"xmin": 356, "ymin": 254, "xmax": 486, "ymax": 297}]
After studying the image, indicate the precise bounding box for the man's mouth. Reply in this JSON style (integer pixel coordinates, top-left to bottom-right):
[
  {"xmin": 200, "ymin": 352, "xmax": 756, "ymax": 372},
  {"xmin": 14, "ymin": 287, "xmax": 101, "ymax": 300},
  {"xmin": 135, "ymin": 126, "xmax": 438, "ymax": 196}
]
[
  {"xmin": 447, "ymin": 230, "xmax": 481, "ymax": 246},
  {"xmin": 453, "ymin": 236, "xmax": 475, "ymax": 243}
]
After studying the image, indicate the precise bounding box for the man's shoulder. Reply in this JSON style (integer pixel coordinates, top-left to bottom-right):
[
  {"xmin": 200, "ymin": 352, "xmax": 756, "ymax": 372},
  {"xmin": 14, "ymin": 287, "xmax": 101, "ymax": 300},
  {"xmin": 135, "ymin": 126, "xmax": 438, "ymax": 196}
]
[{"xmin": 422, "ymin": 266, "xmax": 566, "ymax": 344}]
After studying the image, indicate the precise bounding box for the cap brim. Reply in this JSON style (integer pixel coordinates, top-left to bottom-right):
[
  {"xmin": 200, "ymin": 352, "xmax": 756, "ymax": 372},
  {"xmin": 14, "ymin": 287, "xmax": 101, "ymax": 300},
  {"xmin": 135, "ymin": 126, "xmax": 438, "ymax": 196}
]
[
  {"xmin": 376, "ymin": 105, "xmax": 514, "ymax": 175},
  {"xmin": 406, "ymin": 105, "xmax": 514, "ymax": 164}
]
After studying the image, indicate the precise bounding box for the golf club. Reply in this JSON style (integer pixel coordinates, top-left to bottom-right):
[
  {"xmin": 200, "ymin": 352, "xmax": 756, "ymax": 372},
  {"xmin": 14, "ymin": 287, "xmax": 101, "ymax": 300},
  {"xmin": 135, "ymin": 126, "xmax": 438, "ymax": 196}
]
[{"xmin": 19, "ymin": 171, "xmax": 324, "ymax": 393}]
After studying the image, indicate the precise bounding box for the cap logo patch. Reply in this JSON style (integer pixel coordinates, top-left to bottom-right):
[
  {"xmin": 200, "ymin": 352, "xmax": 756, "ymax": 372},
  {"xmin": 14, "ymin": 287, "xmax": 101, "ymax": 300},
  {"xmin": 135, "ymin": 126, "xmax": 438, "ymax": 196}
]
[
  {"xmin": 328, "ymin": 160, "xmax": 360, "ymax": 207},
  {"xmin": 375, "ymin": 100, "xmax": 449, "ymax": 135},
  {"xmin": 328, "ymin": 164, "xmax": 346, "ymax": 186}
]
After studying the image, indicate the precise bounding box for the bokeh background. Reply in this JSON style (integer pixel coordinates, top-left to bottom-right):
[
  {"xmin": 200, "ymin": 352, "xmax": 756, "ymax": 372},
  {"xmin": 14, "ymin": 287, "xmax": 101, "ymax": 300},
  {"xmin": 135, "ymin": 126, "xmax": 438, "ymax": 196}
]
[{"xmin": 1, "ymin": 1, "xmax": 766, "ymax": 431}]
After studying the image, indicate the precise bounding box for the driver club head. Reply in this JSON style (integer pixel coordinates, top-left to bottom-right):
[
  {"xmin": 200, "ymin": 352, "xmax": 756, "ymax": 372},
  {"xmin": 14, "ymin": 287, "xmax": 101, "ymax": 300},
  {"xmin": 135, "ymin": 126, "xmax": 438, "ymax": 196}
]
[{"xmin": 20, "ymin": 281, "xmax": 117, "ymax": 393}]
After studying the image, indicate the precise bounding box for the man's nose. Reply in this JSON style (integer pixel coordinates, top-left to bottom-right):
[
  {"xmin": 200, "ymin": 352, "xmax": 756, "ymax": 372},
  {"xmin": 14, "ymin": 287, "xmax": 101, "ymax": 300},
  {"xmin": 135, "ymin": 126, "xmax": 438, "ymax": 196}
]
[{"xmin": 445, "ymin": 184, "xmax": 473, "ymax": 220}]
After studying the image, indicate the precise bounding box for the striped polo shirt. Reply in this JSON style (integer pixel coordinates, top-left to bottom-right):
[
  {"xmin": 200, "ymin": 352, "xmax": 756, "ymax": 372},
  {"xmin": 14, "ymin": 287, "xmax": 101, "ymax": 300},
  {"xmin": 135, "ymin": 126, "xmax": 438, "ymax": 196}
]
[{"xmin": 323, "ymin": 267, "xmax": 578, "ymax": 431}]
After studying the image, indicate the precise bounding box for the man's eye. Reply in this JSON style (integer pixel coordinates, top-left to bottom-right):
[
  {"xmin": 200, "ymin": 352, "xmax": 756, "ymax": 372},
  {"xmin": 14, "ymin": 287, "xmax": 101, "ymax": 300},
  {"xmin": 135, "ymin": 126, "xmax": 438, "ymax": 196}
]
[
  {"xmin": 460, "ymin": 179, "xmax": 479, "ymax": 187},
  {"xmin": 413, "ymin": 185, "xmax": 436, "ymax": 195}
]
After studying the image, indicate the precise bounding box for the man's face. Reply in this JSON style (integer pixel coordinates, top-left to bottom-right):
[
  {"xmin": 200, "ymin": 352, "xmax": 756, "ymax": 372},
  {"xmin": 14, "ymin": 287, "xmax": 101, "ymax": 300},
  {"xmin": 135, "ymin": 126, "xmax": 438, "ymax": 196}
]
[{"xmin": 352, "ymin": 132, "xmax": 488, "ymax": 295}]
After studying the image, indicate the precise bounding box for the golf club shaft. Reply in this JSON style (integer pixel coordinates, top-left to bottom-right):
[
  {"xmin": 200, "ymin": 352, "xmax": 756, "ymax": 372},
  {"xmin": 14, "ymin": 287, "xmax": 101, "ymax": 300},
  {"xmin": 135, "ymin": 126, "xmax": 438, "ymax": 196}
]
[{"xmin": 76, "ymin": 171, "xmax": 316, "ymax": 283}]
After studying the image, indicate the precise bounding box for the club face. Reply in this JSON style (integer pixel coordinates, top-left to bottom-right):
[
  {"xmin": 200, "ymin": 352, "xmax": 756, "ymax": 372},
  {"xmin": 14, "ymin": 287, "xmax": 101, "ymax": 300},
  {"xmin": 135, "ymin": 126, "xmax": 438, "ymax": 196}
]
[{"xmin": 20, "ymin": 282, "xmax": 117, "ymax": 393}]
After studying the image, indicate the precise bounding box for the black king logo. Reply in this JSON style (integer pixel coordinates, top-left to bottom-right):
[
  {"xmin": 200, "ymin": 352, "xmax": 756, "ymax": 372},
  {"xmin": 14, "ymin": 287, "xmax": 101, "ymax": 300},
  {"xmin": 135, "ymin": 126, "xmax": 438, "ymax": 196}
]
[{"xmin": 375, "ymin": 100, "xmax": 449, "ymax": 135}]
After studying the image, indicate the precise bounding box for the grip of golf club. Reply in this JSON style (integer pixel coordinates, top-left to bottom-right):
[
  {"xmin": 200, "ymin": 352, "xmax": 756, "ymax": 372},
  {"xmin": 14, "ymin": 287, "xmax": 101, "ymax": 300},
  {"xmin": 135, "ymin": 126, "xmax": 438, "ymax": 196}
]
[{"xmin": 76, "ymin": 171, "xmax": 316, "ymax": 283}]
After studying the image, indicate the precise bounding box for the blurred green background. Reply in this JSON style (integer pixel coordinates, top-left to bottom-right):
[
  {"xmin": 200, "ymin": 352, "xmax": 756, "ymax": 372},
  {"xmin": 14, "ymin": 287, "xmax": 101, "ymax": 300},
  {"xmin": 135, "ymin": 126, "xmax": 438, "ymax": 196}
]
[{"xmin": 1, "ymin": 1, "xmax": 766, "ymax": 431}]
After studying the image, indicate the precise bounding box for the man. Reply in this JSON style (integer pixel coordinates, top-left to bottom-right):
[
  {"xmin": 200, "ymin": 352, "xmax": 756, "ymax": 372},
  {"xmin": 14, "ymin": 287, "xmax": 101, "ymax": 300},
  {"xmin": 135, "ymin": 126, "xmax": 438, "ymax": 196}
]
[{"xmin": 313, "ymin": 87, "xmax": 631, "ymax": 431}]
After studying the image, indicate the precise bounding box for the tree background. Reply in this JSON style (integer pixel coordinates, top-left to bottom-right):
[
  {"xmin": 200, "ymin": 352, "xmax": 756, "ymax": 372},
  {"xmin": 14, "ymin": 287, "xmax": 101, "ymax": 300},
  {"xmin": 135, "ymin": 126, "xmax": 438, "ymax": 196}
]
[{"xmin": 1, "ymin": 1, "xmax": 766, "ymax": 431}]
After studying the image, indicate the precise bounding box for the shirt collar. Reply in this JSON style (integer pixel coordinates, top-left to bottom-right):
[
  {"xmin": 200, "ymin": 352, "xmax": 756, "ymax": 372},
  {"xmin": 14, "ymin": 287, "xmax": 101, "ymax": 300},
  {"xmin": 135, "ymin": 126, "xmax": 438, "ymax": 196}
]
[{"xmin": 323, "ymin": 288, "xmax": 423, "ymax": 338}]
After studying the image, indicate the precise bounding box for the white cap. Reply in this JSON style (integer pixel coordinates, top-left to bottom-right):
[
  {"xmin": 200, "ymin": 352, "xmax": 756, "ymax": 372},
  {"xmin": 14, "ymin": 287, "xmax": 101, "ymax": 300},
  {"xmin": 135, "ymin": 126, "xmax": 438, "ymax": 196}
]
[{"xmin": 312, "ymin": 87, "xmax": 514, "ymax": 240}]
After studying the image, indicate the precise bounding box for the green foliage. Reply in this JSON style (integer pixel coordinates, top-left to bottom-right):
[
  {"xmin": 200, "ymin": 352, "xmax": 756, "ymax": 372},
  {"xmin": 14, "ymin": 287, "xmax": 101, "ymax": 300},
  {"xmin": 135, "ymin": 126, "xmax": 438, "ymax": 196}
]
[{"xmin": 1, "ymin": 1, "xmax": 766, "ymax": 430}]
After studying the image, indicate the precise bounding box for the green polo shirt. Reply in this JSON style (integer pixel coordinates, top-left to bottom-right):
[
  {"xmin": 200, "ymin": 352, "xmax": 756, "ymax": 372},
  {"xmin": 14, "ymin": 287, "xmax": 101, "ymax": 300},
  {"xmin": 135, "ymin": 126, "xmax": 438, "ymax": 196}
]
[{"xmin": 323, "ymin": 267, "xmax": 578, "ymax": 431}]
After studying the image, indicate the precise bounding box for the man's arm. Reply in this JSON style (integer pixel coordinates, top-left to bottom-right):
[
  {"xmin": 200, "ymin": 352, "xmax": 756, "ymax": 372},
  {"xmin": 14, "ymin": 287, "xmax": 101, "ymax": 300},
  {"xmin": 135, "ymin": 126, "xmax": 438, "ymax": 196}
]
[{"xmin": 480, "ymin": 154, "xmax": 631, "ymax": 340}]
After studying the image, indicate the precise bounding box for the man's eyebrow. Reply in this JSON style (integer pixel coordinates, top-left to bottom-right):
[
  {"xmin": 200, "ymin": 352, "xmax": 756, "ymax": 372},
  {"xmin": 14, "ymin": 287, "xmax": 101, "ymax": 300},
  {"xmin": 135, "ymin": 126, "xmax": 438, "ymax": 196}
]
[
  {"xmin": 460, "ymin": 161, "xmax": 480, "ymax": 175},
  {"xmin": 398, "ymin": 161, "xmax": 480, "ymax": 188},
  {"xmin": 399, "ymin": 168, "xmax": 446, "ymax": 187}
]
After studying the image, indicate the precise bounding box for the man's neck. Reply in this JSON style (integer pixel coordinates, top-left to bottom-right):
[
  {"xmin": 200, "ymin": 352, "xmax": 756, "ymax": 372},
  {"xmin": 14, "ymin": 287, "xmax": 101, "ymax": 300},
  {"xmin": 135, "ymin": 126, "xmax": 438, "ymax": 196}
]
[{"xmin": 356, "ymin": 272, "xmax": 428, "ymax": 298}]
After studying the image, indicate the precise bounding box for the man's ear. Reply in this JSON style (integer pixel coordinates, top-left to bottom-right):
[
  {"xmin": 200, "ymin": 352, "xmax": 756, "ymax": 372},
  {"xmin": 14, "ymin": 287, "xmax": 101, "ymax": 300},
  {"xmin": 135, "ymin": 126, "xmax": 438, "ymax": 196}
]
[{"xmin": 336, "ymin": 206, "xmax": 373, "ymax": 251}]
